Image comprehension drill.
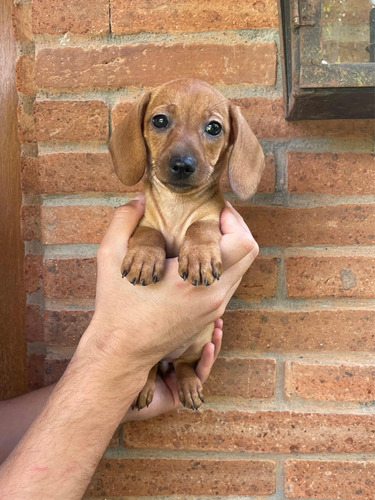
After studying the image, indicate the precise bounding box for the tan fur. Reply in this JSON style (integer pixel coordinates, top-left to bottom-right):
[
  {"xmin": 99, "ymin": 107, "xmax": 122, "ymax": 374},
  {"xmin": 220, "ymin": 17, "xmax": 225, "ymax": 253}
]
[{"xmin": 109, "ymin": 79, "xmax": 264, "ymax": 409}]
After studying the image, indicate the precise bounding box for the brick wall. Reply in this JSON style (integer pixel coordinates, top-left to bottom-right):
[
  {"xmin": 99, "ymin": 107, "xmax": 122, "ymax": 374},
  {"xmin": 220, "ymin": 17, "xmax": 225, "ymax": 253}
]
[{"xmin": 13, "ymin": 0, "xmax": 375, "ymax": 497}]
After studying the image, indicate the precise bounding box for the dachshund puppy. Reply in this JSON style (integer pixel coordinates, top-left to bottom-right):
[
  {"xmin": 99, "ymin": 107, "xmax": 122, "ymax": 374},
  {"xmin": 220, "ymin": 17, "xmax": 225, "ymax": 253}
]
[{"xmin": 109, "ymin": 78, "xmax": 264, "ymax": 410}]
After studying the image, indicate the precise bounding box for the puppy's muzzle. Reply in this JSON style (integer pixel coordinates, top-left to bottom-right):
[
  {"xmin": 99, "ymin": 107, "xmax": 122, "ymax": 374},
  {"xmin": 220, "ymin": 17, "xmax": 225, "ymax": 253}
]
[{"xmin": 169, "ymin": 155, "xmax": 197, "ymax": 180}]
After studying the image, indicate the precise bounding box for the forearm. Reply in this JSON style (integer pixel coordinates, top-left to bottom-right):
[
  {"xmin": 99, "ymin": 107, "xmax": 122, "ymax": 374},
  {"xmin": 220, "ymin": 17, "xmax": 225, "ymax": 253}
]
[
  {"xmin": 0, "ymin": 384, "xmax": 55, "ymax": 464},
  {"xmin": 0, "ymin": 328, "xmax": 147, "ymax": 499}
]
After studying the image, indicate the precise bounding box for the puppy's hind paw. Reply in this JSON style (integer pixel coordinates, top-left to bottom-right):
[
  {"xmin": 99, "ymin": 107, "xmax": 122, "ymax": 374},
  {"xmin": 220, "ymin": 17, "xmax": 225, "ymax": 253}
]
[{"xmin": 177, "ymin": 375, "xmax": 204, "ymax": 410}]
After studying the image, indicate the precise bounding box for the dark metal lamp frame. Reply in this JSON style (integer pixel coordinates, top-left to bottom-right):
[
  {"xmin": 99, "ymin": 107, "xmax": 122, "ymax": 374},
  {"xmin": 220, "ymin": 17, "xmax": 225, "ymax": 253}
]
[{"xmin": 278, "ymin": 0, "xmax": 375, "ymax": 120}]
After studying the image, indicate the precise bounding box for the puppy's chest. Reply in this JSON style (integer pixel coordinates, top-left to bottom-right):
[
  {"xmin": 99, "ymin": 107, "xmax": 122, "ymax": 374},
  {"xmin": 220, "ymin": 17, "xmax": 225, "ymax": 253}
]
[{"xmin": 144, "ymin": 210, "xmax": 192, "ymax": 258}]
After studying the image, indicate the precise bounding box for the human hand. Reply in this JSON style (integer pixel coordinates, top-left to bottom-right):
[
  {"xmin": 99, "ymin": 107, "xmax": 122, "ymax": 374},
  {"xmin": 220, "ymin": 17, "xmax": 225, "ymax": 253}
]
[{"xmin": 78, "ymin": 196, "xmax": 258, "ymax": 390}]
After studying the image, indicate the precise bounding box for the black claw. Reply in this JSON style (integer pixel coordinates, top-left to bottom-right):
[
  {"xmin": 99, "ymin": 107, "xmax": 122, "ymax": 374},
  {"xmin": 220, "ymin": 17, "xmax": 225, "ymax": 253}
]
[
  {"xmin": 199, "ymin": 394, "xmax": 205, "ymax": 403},
  {"xmin": 204, "ymin": 279, "xmax": 209, "ymax": 287},
  {"xmin": 181, "ymin": 272, "xmax": 187, "ymax": 281},
  {"xmin": 193, "ymin": 279, "xmax": 199, "ymax": 286},
  {"xmin": 131, "ymin": 278, "xmax": 137, "ymax": 286},
  {"xmin": 141, "ymin": 279, "xmax": 146, "ymax": 286},
  {"xmin": 122, "ymin": 270, "xmax": 128, "ymax": 278},
  {"xmin": 153, "ymin": 275, "xmax": 159, "ymax": 283},
  {"xmin": 213, "ymin": 272, "xmax": 221, "ymax": 280}
]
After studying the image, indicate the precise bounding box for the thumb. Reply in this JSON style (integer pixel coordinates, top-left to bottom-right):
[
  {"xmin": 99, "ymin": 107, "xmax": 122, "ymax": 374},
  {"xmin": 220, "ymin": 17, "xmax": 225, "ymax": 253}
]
[
  {"xmin": 99, "ymin": 196, "xmax": 145, "ymax": 259},
  {"xmin": 220, "ymin": 203, "xmax": 258, "ymax": 270}
]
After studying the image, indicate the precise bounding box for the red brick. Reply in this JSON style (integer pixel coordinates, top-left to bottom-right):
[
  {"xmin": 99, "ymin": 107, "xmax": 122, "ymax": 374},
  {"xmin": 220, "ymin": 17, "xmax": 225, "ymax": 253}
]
[
  {"xmin": 285, "ymin": 460, "xmax": 375, "ymax": 499},
  {"xmin": 25, "ymin": 304, "xmax": 43, "ymax": 343},
  {"xmin": 43, "ymin": 258, "xmax": 97, "ymax": 299},
  {"xmin": 44, "ymin": 204, "xmax": 364, "ymax": 248},
  {"xmin": 285, "ymin": 362, "xmax": 375, "ymax": 402},
  {"xmin": 286, "ymin": 257, "xmax": 375, "ymax": 299},
  {"xmin": 236, "ymin": 98, "xmax": 375, "ymax": 138},
  {"xmin": 235, "ymin": 257, "xmax": 278, "ymax": 300},
  {"xmin": 16, "ymin": 55, "xmax": 36, "ymax": 95},
  {"xmin": 17, "ymin": 105, "xmax": 35, "ymax": 143},
  {"xmin": 27, "ymin": 353, "xmax": 45, "ymax": 391},
  {"xmin": 37, "ymin": 153, "xmax": 141, "ymax": 194},
  {"xmin": 21, "ymin": 205, "xmax": 41, "ymax": 241},
  {"xmin": 111, "ymin": 0, "xmax": 278, "ymax": 33},
  {"xmin": 32, "ymin": 0, "xmax": 109, "ymax": 36},
  {"xmin": 222, "ymin": 309, "xmax": 375, "ymax": 352},
  {"xmin": 44, "ymin": 356, "xmax": 70, "ymax": 385},
  {"xmin": 34, "ymin": 100, "xmax": 108, "ymax": 142},
  {"xmin": 288, "ymin": 153, "xmax": 375, "ymax": 194},
  {"xmin": 24, "ymin": 254, "xmax": 43, "ymax": 294},
  {"xmin": 41, "ymin": 206, "xmax": 114, "ymax": 245},
  {"xmin": 237, "ymin": 204, "xmax": 375, "ymax": 247},
  {"xmin": 88, "ymin": 457, "xmax": 276, "ymax": 496},
  {"xmin": 123, "ymin": 410, "xmax": 375, "ymax": 453},
  {"xmin": 12, "ymin": 2, "xmax": 33, "ymax": 42},
  {"xmin": 205, "ymin": 357, "xmax": 276, "ymax": 399},
  {"xmin": 21, "ymin": 157, "xmax": 39, "ymax": 194},
  {"xmin": 35, "ymin": 43, "xmax": 277, "ymax": 91},
  {"xmin": 107, "ymin": 431, "xmax": 120, "ymax": 449},
  {"xmin": 44, "ymin": 310, "xmax": 93, "ymax": 346}
]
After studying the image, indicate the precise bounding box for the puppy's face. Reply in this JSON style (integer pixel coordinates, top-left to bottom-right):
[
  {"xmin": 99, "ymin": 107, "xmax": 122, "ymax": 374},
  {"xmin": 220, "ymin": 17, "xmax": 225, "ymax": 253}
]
[{"xmin": 143, "ymin": 80, "xmax": 231, "ymax": 193}]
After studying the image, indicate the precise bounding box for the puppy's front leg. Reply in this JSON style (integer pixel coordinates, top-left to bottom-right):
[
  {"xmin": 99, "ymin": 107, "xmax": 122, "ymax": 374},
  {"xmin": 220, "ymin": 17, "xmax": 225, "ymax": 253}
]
[
  {"xmin": 178, "ymin": 220, "xmax": 222, "ymax": 286},
  {"xmin": 122, "ymin": 226, "xmax": 166, "ymax": 285}
]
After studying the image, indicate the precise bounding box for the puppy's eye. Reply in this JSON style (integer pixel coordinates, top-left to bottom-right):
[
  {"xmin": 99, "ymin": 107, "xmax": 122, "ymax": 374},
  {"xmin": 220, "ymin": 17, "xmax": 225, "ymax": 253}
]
[
  {"xmin": 205, "ymin": 121, "xmax": 222, "ymax": 136},
  {"xmin": 152, "ymin": 114, "xmax": 169, "ymax": 129}
]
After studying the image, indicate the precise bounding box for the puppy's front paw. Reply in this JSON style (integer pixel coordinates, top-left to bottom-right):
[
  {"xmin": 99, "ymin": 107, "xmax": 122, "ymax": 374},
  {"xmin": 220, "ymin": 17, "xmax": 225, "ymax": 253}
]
[
  {"xmin": 121, "ymin": 246, "xmax": 166, "ymax": 286},
  {"xmin": 178, "ymin": 242, "xmax": 222, "ymax": 286}
]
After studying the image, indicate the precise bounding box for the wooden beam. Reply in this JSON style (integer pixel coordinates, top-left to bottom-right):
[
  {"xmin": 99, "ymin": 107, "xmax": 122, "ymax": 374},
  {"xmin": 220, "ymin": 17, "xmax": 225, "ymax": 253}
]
[{"xmin": 0, "ymin": 0, "xmax": 27, "ymax": 399}]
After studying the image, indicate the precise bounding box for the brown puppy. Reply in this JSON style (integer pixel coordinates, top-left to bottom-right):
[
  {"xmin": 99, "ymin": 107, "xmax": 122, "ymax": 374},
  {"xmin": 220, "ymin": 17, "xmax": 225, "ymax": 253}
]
[{"xmin": 109, "ymin": 78, "xmax": 264, "ymax": 410}]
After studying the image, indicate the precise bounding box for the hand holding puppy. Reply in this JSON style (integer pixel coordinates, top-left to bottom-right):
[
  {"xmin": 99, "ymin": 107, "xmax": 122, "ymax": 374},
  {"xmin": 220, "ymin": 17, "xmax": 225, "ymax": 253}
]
[{"xmin": 79, "ymin": 196, "xmax": 258, "ymax": 398}]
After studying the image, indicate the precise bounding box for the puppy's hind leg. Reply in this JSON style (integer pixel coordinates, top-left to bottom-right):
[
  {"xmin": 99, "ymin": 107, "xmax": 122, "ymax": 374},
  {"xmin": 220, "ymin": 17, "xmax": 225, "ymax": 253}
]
[
  {"xmin": 132, "ymin": 363, "xmax": 158, "ymax": 410},
  {"xmin": 174, "ymin": 358, "xmax": 204, "ymax": 410}
]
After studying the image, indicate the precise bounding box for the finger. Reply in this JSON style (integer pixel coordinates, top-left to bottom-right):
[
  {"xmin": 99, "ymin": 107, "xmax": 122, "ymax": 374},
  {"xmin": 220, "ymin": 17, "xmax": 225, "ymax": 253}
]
[
  {"xmin": 195, "ymin": 342, "xmax": 215, "ymax": 383},
  {"xmin": 208, "ymin": 278, "xmax": 242, "ymax": 323},
  {"xmin": 218, "ymin": 239, "xmax": 258, "ymax": 297},
  {"xmin": 211, "ymin": 327, "xmax": 223, "ymax": 361},
  {"xmin": 220, "ymin": 211, "xmax": 259, "ymax": 271},
  {"xmin": 99, "ymin": 196, "xmax": 145, "ymax": 258},
  {"xmin": 221, "ymin": 203, "xmax": 250, "ymax": 234},
  {"xmin": 214, "ymin": 318, "xmax": 223, "ymax": 330}
]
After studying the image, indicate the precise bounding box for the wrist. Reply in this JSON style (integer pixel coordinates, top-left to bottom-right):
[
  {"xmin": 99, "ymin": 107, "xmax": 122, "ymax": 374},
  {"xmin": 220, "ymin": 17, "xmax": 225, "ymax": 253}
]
[{"xmin": 75, "ymin": 321, "xmax": 150, "ymax": 401}]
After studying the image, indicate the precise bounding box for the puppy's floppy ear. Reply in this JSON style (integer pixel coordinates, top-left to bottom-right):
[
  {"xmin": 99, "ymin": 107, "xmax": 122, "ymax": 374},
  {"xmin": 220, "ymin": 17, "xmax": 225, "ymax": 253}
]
[
  {"xmin": 228, "ymin": 104, "xmax": 265, "ymax": 200},
  {"xmin": 109, "ymin": 91, "xmax": 151, "ymax": 186}
]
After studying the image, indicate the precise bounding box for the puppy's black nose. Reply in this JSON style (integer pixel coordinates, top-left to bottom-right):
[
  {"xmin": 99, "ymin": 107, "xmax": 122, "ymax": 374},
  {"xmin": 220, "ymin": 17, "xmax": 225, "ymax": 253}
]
[{"xmin": 169, "ymin": 156, "xmax": 196, "ymax": 179}]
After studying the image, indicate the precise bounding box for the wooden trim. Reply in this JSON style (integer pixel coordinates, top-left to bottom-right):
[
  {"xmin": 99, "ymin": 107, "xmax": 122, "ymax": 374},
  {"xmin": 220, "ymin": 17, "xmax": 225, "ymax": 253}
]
[{"xmin": 0, "ymin": 0, "xmax": 27, "ymax": 399}]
